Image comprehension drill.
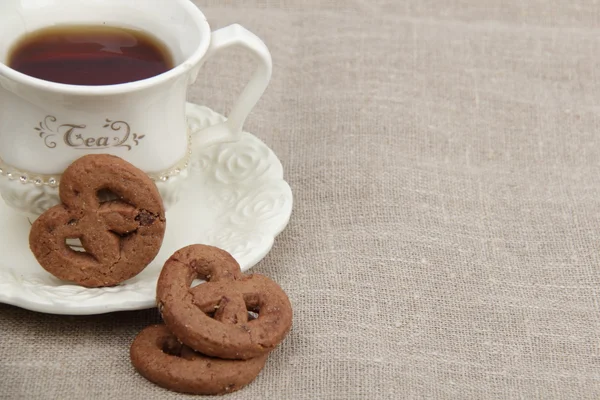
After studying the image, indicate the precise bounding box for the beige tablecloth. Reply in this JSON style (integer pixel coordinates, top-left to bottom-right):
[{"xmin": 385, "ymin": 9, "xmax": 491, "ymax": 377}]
[{"xmin": 3, "ymin": 1, "xmax": 600, "ymax": 399}]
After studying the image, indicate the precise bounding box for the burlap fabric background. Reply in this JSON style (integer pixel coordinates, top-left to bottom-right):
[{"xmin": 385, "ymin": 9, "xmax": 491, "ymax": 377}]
[{"xmin": 2, "ymin": 0, "xmax": 600, "ymax": 398}]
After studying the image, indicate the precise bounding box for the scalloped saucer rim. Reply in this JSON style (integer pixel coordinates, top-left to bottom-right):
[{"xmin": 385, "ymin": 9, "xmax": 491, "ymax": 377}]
[{"xmin": 0, "ymin": 103, "xmax": 292, "ymax": 315}]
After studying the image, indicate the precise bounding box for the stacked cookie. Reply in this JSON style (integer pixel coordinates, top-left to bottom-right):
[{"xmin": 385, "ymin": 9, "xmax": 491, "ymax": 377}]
[{"xmin": 130, "ymin": 244, "xmax": 293, "ymax": 395}]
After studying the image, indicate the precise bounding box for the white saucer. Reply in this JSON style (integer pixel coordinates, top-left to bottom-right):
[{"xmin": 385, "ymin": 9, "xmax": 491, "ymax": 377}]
[{"xmin": 0, "ymin": 103, "xmax": 293, "ymax": 315}]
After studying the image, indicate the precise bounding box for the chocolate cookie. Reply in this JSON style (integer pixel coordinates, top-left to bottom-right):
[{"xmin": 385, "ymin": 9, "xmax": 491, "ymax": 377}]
[
  {"xmin": 29, "ymin": 154, "xmax": 166, "ymax": 288},
  {"xmin": 130, "ymin": 325, "xmax": 268, "ymax": 395},
  {"xmin": 157, "ymin": 244, "xmax": 293, "ymax": 360}
]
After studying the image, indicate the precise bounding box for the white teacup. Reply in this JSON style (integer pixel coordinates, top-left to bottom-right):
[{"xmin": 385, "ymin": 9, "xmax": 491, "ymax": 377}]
[{"xmin": 0, "ymin": 0, "xmax": 271, "ymax": 217}]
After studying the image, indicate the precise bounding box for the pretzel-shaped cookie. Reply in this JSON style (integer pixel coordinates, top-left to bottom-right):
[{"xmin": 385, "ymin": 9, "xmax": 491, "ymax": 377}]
[
  {"xmin": 130, "ymin": 325, "xmax": 268, "ymax": 395},
  {"xmin": 29, "ymin": 154, "xmax": 166, "ymax": 288},
  {"xmin": 157, "ymin": 244, "xmax": 293, "ymax": 360}
]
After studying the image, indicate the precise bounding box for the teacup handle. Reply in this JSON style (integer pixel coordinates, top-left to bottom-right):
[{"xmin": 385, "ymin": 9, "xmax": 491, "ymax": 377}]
[{"xmin": 192, "ymin": 24, "xmax": 272, "ymax": 146}]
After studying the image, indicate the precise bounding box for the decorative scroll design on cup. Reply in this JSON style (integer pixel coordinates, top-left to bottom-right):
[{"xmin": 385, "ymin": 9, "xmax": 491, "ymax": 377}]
[
  {"xmin": 102, "ymin": 119, "xmax": 145, "ymax": 151},
  {"xmin": 34, "ymin": 116, "xmax": 58, "ymax": 148},
  {"xmin": 34, "ymin": 116, "xmax": 145, "ymax": 151}
]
